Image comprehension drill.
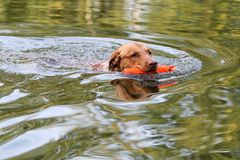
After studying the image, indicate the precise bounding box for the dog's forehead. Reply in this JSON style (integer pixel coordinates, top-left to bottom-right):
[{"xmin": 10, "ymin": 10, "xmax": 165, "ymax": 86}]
[{"xmin": 119, "ymin": 42, "xmax": 149, "ymax": 56}]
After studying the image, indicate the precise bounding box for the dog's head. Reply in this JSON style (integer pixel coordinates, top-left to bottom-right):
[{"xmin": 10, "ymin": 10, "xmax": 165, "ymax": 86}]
[{"xmin": 108, "ymin": 42, "xmax": 157, "ymax": 72}]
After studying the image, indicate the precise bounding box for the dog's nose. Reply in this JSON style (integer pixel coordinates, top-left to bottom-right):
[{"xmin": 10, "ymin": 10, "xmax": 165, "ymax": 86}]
[{"xmin": 149, "ymin": 62, "xmax": 158, "ymax": 67}]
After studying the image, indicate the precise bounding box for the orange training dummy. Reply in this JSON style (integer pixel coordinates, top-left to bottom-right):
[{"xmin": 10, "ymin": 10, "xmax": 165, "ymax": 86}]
[{"xmin": 122, "ymin": 65, "xmax": 176, "ymax": 74}]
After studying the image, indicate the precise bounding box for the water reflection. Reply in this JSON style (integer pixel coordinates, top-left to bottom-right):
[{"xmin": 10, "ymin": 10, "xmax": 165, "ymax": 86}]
[
  {"xmin": 0, "ymin": 89, "xmax": 29, "ymax": 105},
  {"xmin": 0, "ymin": 125, "xmax": 77, "ymax": 159},
  {"xmin": 0, "ymin": 0, "xmax": 239, "ymax": 47},
  {"xmin": 111, "ymin": 78, "xmax": 176, "ymax": 101},
  {"xmin": 111, "ymin": 79, "xmax": 158, "ymax": 101}
]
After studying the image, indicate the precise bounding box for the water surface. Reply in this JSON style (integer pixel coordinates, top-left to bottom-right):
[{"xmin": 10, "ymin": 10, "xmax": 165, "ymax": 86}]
[{"xmin": 0, "ymin": 0, "xmax": 239, "ymax": 160}]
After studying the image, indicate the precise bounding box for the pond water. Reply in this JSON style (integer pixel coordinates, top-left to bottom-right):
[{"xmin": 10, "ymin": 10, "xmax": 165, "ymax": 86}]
[{"xmin": 0, "ymin": 0, "xmax": 239, "ymax": 159}]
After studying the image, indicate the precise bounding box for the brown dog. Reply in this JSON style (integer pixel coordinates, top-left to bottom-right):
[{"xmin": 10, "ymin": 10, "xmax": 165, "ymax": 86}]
[
  {"xmin": 92, "ymin": 42, "xmax": 157, "ymax": 72},
  {"xmin": 108, "ymin": 42, "xmax": 157, "ymax": 72}
]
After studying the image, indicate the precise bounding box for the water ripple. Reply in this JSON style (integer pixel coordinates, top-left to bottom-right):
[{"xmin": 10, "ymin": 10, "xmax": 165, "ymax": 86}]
[
  {"xmin": 0, "ymin": 125, "xmax": 77, "ymax": 160},
  {"xmin": 0, "ymin": 89, "xmax": 29, "ymax": 105},
  {"xmin": 95, "ymin": 93, "xmax": 170, "ymax": 109},
  {"xmin": 0, "ymin": 36, "xmax": 202, "ymax": 77},
  {"xmin": 0, "ymin": 105, "xmax": 82, "ymax": 129}
]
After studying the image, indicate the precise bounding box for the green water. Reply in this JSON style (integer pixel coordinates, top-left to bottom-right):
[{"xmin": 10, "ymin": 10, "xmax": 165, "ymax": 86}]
[{"xmin": 0, "ymin": 0, "xmax": 239, "ymax": 159}]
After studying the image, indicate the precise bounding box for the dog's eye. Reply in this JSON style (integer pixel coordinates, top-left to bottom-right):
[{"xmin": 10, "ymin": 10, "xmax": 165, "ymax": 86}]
[
  {"xmin": 148, "ymin": 50, "xmax": 152, "ymax": 55},
  {"xmin": 131, "ymin": 52, "xmax": 139, "ymax": 57}
]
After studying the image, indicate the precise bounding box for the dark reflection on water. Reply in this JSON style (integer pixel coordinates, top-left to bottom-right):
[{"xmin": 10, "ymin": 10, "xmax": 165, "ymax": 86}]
[{"xmin": 0, "ymin": 0, "xmax": 240, "ymax": 160}]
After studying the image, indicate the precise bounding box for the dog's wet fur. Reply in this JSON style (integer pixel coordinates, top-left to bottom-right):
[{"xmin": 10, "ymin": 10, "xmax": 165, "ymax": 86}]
[{"xmin": 108, "ymin": 42, "xmax": 157, "ymax": 72}]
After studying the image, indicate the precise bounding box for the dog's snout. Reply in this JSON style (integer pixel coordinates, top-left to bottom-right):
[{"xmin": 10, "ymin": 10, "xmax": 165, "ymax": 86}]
[
  {"xmin": 147, "ymin": 61, "xmax": 158, "ymax": 72},
  {"xmin": 149, "ymin": 61, "xmax": 157, "ymax": 67}
]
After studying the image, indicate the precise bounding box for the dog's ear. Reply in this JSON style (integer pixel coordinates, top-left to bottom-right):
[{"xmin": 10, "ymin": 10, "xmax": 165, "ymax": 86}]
[
  {"xmin": 108, "ymin": 50, "xmax": 121, "ymax": 71},
  {"xmin": 110, "ymin": 79, "xmax": 120, "ymax": 86}
]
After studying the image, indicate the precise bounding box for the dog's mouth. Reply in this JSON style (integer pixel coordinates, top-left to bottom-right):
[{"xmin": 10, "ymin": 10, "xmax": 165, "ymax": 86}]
[
  {"xmin": 123, "ymin": 64, "xmax": 158, "ymax": 73},
  {"xmin": 145, "ymin": 65, "xmax": 157, "ymax": 72}
]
